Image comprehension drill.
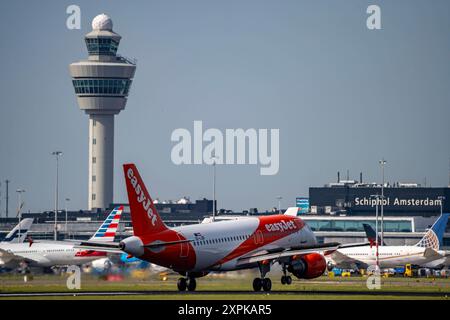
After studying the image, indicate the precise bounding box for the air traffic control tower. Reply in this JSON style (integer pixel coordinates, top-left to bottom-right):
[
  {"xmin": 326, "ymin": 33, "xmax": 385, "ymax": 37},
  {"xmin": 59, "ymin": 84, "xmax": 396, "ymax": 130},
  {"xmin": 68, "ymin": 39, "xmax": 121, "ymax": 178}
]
[{"xmin": 69, "ymin": 14, "xmax": 136, "ymax": 210}]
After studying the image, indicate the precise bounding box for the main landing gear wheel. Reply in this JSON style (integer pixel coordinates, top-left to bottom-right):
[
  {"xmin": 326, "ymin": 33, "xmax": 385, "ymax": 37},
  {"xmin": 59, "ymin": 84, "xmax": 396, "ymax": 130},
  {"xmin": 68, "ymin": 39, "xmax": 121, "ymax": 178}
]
[
  {"xmin": 262, "ymin": 278, "xmax": 272, "ymax": 292},
  {"xmin": 177, "ymin": 277, "xmax": 187, "ymax": 291},
  {"xmin": 187, "ymin": 278, "xmax": 197, "ymax": 291},
  {"xmin": 281, "ymin": 275, "xmax": 292, "ymax": 285},
  {"xmin": 253, "ymin": 278, "xmax": 272, "ymax": 292},
  {"xmin": 253, "ymin": 278, "xmax": 263, "ymax": 291}
]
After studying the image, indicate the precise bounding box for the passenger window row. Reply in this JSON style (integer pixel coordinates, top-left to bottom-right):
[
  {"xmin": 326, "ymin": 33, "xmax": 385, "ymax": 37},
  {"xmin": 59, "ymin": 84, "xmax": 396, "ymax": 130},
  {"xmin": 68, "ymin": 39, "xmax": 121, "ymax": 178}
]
[{"xmin": 193, "ymin": 234, "xmax": 250, "ymax": 247}]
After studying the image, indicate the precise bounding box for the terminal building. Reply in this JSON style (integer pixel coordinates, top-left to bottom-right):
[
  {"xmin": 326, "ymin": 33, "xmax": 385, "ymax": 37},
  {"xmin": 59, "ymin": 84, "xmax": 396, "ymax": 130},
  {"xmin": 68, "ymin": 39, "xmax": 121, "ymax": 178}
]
[
  {"xmin": 0, "ymin": 202, "xmax": 448, "ymax": 250},
  {"xmin": 308, "ymin": 178, "xmax": 449, "ymax": 217},
  {"xmin": 1, "ymin": 176, "xmax": 449, "ymax": 250}
]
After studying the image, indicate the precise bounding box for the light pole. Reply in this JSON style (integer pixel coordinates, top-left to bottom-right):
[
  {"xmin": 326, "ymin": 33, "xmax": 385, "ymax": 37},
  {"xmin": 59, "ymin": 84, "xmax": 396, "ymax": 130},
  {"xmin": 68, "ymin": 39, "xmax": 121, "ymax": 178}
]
[
  {"xmin": 5, "ymin": 179, "xmax": 9, "ymax": 218},
  {"xmin": 65, "ymin": 198, "xmax": 70, "ymax": 234},
  {"xmin": 379, "ymin": 159, "xmax": 387, "ymax": 246},
  {"xmin": 211, "ymin": 156, "xmax": 219, "ymax": 222},
  {"xmin": 438, "ymin": 196, "xmax": 445, "ymax": 216},
  {"xmin": 16, "ymin": 189, "xmax": 25, "ymax": 243},
  {"xmin": 371, "ymin": 194, "xmax": 380, "ymax": 269},
  {"xmin": 52, "ymin": 151, "xmax": 63, "ymax": 240},
  {"xmin": 276, "ymin": 196, "xmax": 283, "ymax": 214}
]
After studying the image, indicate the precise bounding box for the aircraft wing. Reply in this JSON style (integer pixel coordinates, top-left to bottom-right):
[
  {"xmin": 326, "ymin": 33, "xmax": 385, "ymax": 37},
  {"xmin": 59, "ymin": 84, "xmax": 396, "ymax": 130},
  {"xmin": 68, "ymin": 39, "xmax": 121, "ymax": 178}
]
[
  {"xmin": 328, "ymin": 250, "xmax": 368, "ymax": 269},
  {"xmin": 236, "ymin": 242, "xmax": 340, "ymax": 266},
  {"xmin": 0, "ymin": 248, "xmax": 39, "ymax": 266},
  {"xmin": 76, "ymin": 239, "xmax": 195, "ymax": 253},
  {"xmin": 423, "ymin": 247, "xmax": 444, "ymax": 259}
]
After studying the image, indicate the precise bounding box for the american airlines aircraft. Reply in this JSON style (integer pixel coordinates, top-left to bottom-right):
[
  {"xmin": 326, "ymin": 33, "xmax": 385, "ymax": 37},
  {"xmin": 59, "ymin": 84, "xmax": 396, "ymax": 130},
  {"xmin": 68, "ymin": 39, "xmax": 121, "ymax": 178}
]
[
  {"xmin": 326, "ymin": 213, "xmax": 449, "ymax": 270},
  {"xmin": 78, "ymin": 164, "xmax": 342, "ymax": 292},
  {"xmin": 1, "ymin": 218, "xmax": 34, "ymax": 244},
  {"xmin": 0, "ymin": 207, "xmax": 123, "ymax": 270}
]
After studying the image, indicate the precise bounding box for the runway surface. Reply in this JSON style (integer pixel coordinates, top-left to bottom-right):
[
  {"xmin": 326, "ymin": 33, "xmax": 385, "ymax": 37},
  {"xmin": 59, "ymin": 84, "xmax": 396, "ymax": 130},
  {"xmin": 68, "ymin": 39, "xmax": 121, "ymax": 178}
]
[{"xmin": 0, "ymin": 290, "xmax": 449, "ymax": 297}]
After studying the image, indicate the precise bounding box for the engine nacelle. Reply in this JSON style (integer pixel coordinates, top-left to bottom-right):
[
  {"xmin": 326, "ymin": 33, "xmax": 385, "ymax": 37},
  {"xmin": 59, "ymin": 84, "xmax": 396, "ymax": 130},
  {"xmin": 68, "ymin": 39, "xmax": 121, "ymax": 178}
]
[
  {"xmin": 119, "ymin": 236, "xmax": 144, "ymax": 257},
  {"xmin": 288, "ymin": 253, "xmax": 326, "ymax": 279}
]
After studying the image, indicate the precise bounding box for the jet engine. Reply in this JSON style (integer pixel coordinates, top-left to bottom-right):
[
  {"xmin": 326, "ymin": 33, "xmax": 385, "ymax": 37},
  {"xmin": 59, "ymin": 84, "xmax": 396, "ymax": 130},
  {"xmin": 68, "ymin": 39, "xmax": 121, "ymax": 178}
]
[{"xmin": 287, "ymin": 253, "xmax": 326, "ymax": 279}]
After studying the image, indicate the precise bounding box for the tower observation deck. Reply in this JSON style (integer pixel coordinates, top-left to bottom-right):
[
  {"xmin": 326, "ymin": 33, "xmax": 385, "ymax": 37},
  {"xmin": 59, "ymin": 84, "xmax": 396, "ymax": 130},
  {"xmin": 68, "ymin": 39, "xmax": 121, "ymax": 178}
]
[{"xmin": 69, "ymin": 14, "xmax": 136, "ymax": 210}]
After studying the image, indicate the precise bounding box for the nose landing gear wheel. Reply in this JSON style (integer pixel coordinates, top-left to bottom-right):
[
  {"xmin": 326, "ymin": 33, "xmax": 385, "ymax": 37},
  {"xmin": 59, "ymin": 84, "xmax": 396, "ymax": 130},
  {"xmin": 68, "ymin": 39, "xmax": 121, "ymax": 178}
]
[
  {"xmin": 285, "ymin": 275, "xmax": 292, "ymax": 285},
  {"xmin": 187, "ymin": 278, "xmax": 197, "ymax": 291},
  {"xmin": 262, "ymin": 278, "xmax": 272, "ymax": 292},
  {"xmin": 281, "ymin": 276, "xmax": 286, "ymax": 285},
  {"xmin": 177, "ymin": 277, "xmax": 187, "ymax": 291},
  {"xmin": 253, "ymin": 278, "xmax": 263, "ymax": 291}
]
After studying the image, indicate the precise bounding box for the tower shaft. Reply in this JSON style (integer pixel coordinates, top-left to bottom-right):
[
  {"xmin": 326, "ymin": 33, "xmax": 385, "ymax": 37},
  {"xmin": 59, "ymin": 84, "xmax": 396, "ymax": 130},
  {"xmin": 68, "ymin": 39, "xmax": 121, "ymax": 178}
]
[
  {"xmin": 69, "ymin": 14, "xmax": 136, "ymax": 211},
  {"xmin": 88, "ymin": 114, "xmax": 115, "ymax": 210}
]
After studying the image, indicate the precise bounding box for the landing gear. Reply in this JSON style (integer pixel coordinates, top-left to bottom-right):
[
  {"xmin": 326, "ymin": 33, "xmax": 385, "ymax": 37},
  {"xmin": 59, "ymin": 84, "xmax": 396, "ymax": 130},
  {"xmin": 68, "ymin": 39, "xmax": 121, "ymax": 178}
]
[
  {"xmin": 253, "ymin": 262, "xmax": 272, "ymax": 292},
  {"xmin": 177, "ymin": 277, "xmax": 187, "ymax": 291},
  {"xmin": 262, "ymin": 278, "xmax": 272, "ymax": 291},
  {"xmin": 177, "ymin": 277, "xmax": 197, "ymax": 291},
  {"xmin": 187, "ymin": 277, "xmax": 197, "ymax": 291},
  {"xmin": 253, "ymin": 278, "xmax": 262, "ymax": 291},
  {"xmin": 280, "ymin": 263, "xmax": 292, "ymax": 285},
  {"xmin": 281, "ymin": 275, "xmax": 292, "ymax": 285}
]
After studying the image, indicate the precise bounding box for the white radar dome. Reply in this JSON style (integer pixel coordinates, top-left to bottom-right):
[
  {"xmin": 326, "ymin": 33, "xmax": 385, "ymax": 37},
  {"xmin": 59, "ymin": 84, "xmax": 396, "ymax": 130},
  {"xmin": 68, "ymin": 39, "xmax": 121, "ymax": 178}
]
[{"xmin": 92, "ymin": 14, "xmax": 113, "ymax": 31}]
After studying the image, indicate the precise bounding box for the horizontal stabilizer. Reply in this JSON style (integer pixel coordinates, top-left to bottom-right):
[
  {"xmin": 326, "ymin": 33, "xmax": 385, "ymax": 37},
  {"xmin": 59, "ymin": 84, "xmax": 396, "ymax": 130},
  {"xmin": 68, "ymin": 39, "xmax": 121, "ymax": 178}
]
[
  {"xmin": 75, "ymin": 241, "xmax": 123, "ymax": 253},
  {"xmin": 143, "ymin": 239, "xmax": 192, "ymax": 248}
]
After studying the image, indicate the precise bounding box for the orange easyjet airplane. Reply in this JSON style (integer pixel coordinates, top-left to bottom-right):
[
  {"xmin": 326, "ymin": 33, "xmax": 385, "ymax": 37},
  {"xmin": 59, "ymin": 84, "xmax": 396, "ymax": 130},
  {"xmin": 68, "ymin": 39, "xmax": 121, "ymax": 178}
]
[{"xmin": 80, "ymin": 164, "xmax": 343, "ymax": 292}]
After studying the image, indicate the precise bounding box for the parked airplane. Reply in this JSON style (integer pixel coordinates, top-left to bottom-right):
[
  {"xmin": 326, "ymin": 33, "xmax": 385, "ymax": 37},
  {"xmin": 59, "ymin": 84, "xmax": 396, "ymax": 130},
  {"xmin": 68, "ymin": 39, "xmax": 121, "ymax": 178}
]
[
  {"xmin": 362, "ymin": 223, "xmax": 385, "ymax": 247},
  {"xmin": 326, "ymin": 213, "xmax": 449, "ymax": 270},
  {"xmin": 78, "ymin": 163, "xmax": 342, "ymax": 292},
  {"xmin": 0, "ymin": 206, "xmax": 123, "ymax": 270},
  {"xmin": 362, "ymin": 221, "xmax": 449, "ymax": 269},
  {"xmin": 1, "ymin": 218, "xmax": 34, "ymax": 243}
]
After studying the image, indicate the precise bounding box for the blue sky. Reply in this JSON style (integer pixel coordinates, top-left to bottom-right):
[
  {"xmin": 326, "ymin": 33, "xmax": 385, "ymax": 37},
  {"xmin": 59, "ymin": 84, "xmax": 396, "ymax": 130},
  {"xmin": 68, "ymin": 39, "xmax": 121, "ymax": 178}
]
[{"xmin": 0, "ymin": 0, "xmax": 449, "ymax": 213}]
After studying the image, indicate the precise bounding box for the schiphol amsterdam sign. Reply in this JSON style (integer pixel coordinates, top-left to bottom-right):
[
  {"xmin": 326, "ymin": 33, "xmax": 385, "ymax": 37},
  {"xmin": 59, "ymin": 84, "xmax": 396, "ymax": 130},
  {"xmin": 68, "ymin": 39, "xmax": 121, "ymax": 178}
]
[{"xmin": 354, "ymin": 197, "xmax": 443, "ymax": 208}]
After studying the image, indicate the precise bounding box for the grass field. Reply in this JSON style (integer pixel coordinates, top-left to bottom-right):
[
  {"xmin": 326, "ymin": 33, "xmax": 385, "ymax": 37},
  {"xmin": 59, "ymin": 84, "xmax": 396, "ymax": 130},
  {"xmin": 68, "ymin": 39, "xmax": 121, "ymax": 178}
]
[{"xmin": 0, "ymin": 271, "xmax": 449, "ymax": 300}]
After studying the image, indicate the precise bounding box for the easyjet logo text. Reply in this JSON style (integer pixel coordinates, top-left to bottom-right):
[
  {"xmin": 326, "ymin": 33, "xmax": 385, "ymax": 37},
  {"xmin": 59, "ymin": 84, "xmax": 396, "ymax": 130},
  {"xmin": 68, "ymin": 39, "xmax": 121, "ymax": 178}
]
[
  {"xmin": 265, "ymin": 220, "xmax": 297, "ymax": 233},
  {"xmin": 127, "ymin": 168, "xmax": 157, "ymax": 226}
]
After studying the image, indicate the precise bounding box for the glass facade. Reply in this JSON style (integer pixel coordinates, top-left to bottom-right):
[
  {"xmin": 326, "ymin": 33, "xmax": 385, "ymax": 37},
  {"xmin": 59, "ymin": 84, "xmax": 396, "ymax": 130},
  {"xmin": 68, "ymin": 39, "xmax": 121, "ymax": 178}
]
[
  {"xmin": 85, "ymin": 38, "xmax": 119, "ymax": 56},
  {"xmin": 72, "ymin": 78, "xmax": 132, "ymax": 96},
  {"xmin": 305, "ymin": 219, "xmax": 412, "ymax": 232}
]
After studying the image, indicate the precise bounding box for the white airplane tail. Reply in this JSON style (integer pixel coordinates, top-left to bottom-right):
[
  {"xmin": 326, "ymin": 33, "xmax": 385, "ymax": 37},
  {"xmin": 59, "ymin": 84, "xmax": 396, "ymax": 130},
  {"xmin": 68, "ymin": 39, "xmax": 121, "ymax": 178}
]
[
  {"xmin": 284, "ymin": 207, "xmax": 299, "ymax": 217},
  {"xmin": 2, "ymin": 218, "xmax": 34, "ymax": 243}
]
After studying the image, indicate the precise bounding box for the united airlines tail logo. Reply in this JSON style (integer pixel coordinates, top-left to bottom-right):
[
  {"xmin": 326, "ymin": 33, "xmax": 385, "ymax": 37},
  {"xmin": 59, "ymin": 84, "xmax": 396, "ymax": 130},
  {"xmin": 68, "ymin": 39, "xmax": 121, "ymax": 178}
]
[{"xmin": 416, "ymin": 230, "xmax": 439, "ymax": 250}]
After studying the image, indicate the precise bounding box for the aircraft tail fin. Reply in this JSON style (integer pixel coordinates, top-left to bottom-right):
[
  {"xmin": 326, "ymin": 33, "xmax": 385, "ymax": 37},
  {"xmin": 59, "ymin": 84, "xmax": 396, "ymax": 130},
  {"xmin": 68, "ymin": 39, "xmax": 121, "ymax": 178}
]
[
  {"xmin": 415, "ymin": 213, "xmax": 449, "ymax": 250},
  {"xmin": 362, "ymin": 223, "xmax": 385, "ymax": 246},
  {"xmin": 123, "ymin": 163, "xmax": 168, "ymax": 236},
  {"xmin": 284, "ymin": 207, "xmax": 299, "ymax": 217},
  {"xmin": 89, "ymin": 206, "xmax": 124, "ymax": 242},
  {"xmin": 2, "ymin": 218, "xmax": 34, "ymax": 243}
]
